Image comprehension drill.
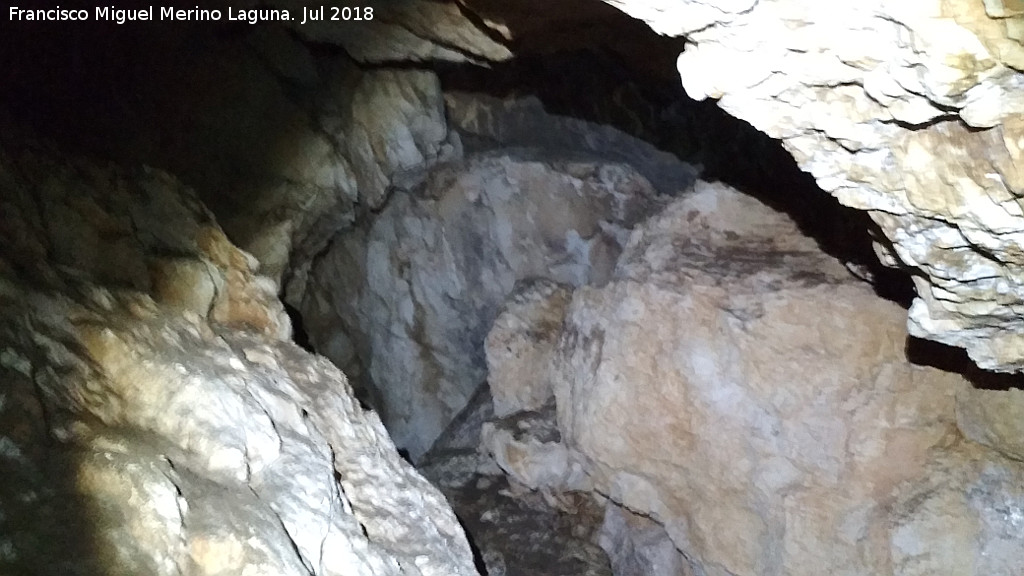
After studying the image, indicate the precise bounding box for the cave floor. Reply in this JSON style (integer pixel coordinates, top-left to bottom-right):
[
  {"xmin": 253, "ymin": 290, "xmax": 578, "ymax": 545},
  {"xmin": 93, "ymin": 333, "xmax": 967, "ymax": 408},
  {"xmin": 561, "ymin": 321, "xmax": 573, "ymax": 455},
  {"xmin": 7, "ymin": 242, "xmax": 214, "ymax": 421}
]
[{"xmin": 418, "ymin": 385, "xmax": 611, "ymax": 576}]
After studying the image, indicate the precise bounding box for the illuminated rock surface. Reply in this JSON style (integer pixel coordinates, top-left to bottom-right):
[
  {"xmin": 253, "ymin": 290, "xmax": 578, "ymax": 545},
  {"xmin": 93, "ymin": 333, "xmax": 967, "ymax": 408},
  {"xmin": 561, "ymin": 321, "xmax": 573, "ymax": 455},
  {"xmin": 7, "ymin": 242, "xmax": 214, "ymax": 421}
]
[
  {"xmin": 603, "ymin": 0, "xmax": 1024, "ymax": 371},
  {"xmin": 302, "ymin": 153, "xmax": 667, "ymax": 459},
  {"xmin": 0, "ymin": 135, "xmax": 478, "ymax": 576}
]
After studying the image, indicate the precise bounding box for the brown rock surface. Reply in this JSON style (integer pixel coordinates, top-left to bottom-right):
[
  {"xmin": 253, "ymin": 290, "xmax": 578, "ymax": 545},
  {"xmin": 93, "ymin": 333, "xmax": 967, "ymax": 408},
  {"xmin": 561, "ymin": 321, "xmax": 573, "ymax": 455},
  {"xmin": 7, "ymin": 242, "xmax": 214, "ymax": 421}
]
[
  {"xmin": 957, "ymin": 384, "xmax": 1024, "ymax": 461},
  {"xmin": 497, "ymin": 181, "xmax": 1024, "ymax": 575},
  {"xmin": 485, "ymin": 280, "xmax": 572, "ymax": 418}
]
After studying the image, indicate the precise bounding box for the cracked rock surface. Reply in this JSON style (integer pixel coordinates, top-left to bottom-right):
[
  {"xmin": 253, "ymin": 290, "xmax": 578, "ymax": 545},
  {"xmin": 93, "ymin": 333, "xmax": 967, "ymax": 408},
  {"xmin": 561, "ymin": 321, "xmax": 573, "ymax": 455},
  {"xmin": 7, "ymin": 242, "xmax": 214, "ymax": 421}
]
[
  {"xmin": 418, "ymin": 385, "xmax": 612, "ymax": 576},
  {"xmin": 0, "ymin": 131, "xmax": 478, "ymax": 576}
]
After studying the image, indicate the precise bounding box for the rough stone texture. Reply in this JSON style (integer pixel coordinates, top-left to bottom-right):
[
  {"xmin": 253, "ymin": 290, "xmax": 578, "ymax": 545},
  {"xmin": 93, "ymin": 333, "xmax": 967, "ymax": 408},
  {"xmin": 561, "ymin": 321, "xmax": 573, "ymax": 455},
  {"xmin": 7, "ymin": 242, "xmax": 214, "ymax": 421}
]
[
  {"xmin": 957, "ymin": 385, "xmax": 1024, "ymax": 461},
  {"xmin": 484, "ymin": 181, "xmax": 1024, "ymax": 575},
  {"xmin": 1, "ymin": 26, "xmax": 461, "ymax": 293},
  {"xmin": 0, "ymin": 134, "xmax": 478, "ymax": 576},
  {"xmin": 603, "ymin": 0, "xmax": 1024, "ymax": 371},
  {"xmin": 302, "ymin": 152, "xmax": 665, "ymax": 459},
  {"xmin": 479, "ymin": 405, "xmax": 589, "ymax": 494},
  {"xmin": 485, "ymin": 280, "xmax": 571, "ymax": 417},
  {"xmin": 164, "ymin": 49, "xmax": 456, "ymax": 291},
  {"xmin": 444, "ymin": 91, "xmax": 701, "ymax": 196},
  {"xmin": 599, "ymin": 503, "xmax": 690, "ymax": 576}
]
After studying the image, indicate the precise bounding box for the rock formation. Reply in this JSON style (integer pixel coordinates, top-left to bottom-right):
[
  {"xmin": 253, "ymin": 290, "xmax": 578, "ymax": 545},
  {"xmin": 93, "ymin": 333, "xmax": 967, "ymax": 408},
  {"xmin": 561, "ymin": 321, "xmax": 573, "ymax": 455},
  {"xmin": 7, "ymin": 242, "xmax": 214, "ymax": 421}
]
[
  {"xmin": 302, "ymin": 152, "xmax": 669, "ymax": 459},
  {"xmin": 603, "ymin": 0, "xmax": 1024, "ymax": 372},
  {"xmin": 0, "ymin": 131, "xmax": 478, "ymax": 576},
  {"xmin": 3, "ymin": 1, "xmax": 1024, "ymax": 574},
  {"xmin": 480, "ymin": 181, "xmax": 1024, "ymax": 575}
]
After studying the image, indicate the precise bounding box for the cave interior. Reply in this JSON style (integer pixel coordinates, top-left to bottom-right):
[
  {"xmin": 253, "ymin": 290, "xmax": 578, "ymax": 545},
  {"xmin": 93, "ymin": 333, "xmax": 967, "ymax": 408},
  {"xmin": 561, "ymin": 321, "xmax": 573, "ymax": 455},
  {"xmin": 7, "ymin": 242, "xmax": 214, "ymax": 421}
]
[{"xmin": 2, "ymin": 3, "xmax": 1022, "ymax": 576}]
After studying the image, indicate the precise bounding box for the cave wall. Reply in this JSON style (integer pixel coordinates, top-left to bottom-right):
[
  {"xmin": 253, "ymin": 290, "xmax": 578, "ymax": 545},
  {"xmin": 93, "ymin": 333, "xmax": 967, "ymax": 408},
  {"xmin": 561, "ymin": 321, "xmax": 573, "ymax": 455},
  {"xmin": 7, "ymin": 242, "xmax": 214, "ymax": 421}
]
[
  {"xmin": 6, "ymin": 0, "xmax": 1021, "ymax": 372},
  {"xmin": 4, "ymin": 2, "xmax": 1024, "ymax": 574},
  {"xmin": 1, "ymin": 18, "xmax": 464, "ymax": 293},
  {"xmin": 302, "ymin": 152, "xmax": 670, "ymax": 459},
  {"xmin": 0, "ymin": 127, "xmax": 478, "ymax": 575}
]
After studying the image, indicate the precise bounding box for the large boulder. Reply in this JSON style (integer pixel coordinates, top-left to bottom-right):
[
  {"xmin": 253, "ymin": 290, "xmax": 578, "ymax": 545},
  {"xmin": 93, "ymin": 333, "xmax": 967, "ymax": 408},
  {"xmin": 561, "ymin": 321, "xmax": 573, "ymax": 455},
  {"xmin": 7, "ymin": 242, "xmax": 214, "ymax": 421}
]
[
  {"xmin": 0, "ymin": 134, "xmax": 478, "ymax": 576},
  {"xmin": 499, "ymin": 181, "xmax": 1024, "ymax": 575}
]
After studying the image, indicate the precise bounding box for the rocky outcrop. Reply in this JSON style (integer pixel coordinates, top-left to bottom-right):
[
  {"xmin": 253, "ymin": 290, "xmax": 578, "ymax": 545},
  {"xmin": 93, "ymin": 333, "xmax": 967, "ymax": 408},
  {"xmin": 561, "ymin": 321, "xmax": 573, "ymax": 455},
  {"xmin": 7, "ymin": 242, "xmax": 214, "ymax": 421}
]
[
  {"xmin": 301, "ymin": 152, "xmax": 667, "ymax": 459},
  {"xmin": 601, "ymin": 0, "xmax": 1024, "ymax": 371},
  {"xmin": 0, "ymin": 134, "xmax": 478, "ymax": 576},
  {"xmin": 482, "ymin": 181, "xmax": 1024, "ymax": 575}
]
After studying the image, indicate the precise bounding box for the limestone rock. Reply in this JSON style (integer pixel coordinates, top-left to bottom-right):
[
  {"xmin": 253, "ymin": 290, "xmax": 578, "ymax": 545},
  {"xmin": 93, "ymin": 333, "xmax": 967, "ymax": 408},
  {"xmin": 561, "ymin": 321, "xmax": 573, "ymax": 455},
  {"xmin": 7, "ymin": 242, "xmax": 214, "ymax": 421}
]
[
  {"xmin": 1, "ymin": 27, "xmax": 458, "ymax": 293},
  {"xmin": 444, "ymin": 91, "xmax": 701, "ymax": 196},
  {"xmin": 302, "ymin": 152, "xmax": 665, "ymax": 459},
  {"xmin": 0, "ymin": 137, "xmax": 478, "ymax": 576},
  {"xmin": 889, "ymin": 444, "xmax": 1024, "ymax": 576},
  {"xmin": 536, "ymin": 181, "xmax": 1024, "ymax": 575},
  {"xmin": 599, "ymin": 503, "xmax": 691, "ymax": 576},
  {"xmin": 603, "ymin": 0, "xmax": 1024, "ymax": 371},
  {"xmin": 479, "ymin": 406, "xmax": 588, "ymax": 493},
  {"xmin": 957, "ymin": 385, "xmax": 1024, "ymax": 461},
  {"xmin": 485, "ymin": 280, "xmax": 571, "ymax": 417}
]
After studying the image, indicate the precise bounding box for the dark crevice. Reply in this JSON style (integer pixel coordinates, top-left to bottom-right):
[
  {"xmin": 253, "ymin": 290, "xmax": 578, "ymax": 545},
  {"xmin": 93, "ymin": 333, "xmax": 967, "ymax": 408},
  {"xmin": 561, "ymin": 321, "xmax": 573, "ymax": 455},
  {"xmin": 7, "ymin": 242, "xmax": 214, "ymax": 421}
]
[
  {"xmin": 906, "ymin": 337, "xmax": 1024, "ymax": 390},
  {"xmin": 283, "ymin": 302, "xmax": 313, "ymax": 352},
  {"xmin": 456, "ymin": 514, "xmax": 490, "ymax": 576},
  {"xmin": 436, "ymin": 47, "xmax": 916, "ymax": 305}
]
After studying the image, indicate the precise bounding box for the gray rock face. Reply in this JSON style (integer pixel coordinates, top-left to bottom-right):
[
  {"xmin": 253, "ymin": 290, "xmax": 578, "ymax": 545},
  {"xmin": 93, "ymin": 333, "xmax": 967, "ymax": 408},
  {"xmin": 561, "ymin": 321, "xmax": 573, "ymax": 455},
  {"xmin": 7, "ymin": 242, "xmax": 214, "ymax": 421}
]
[
  {"xmin": 599, "ymin": 504, "xmax": 691, "ymax": 576},
  {"xmin": 0, "ymin": 135, "xmax": 478, "ymax": 576},
  {"xmin": 444, "ymin": 92, "xmax": 701, "ymax": 196},
  {"xmin": 302, "ymin": 152, "xmax": 666, "ymax": 459}
]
